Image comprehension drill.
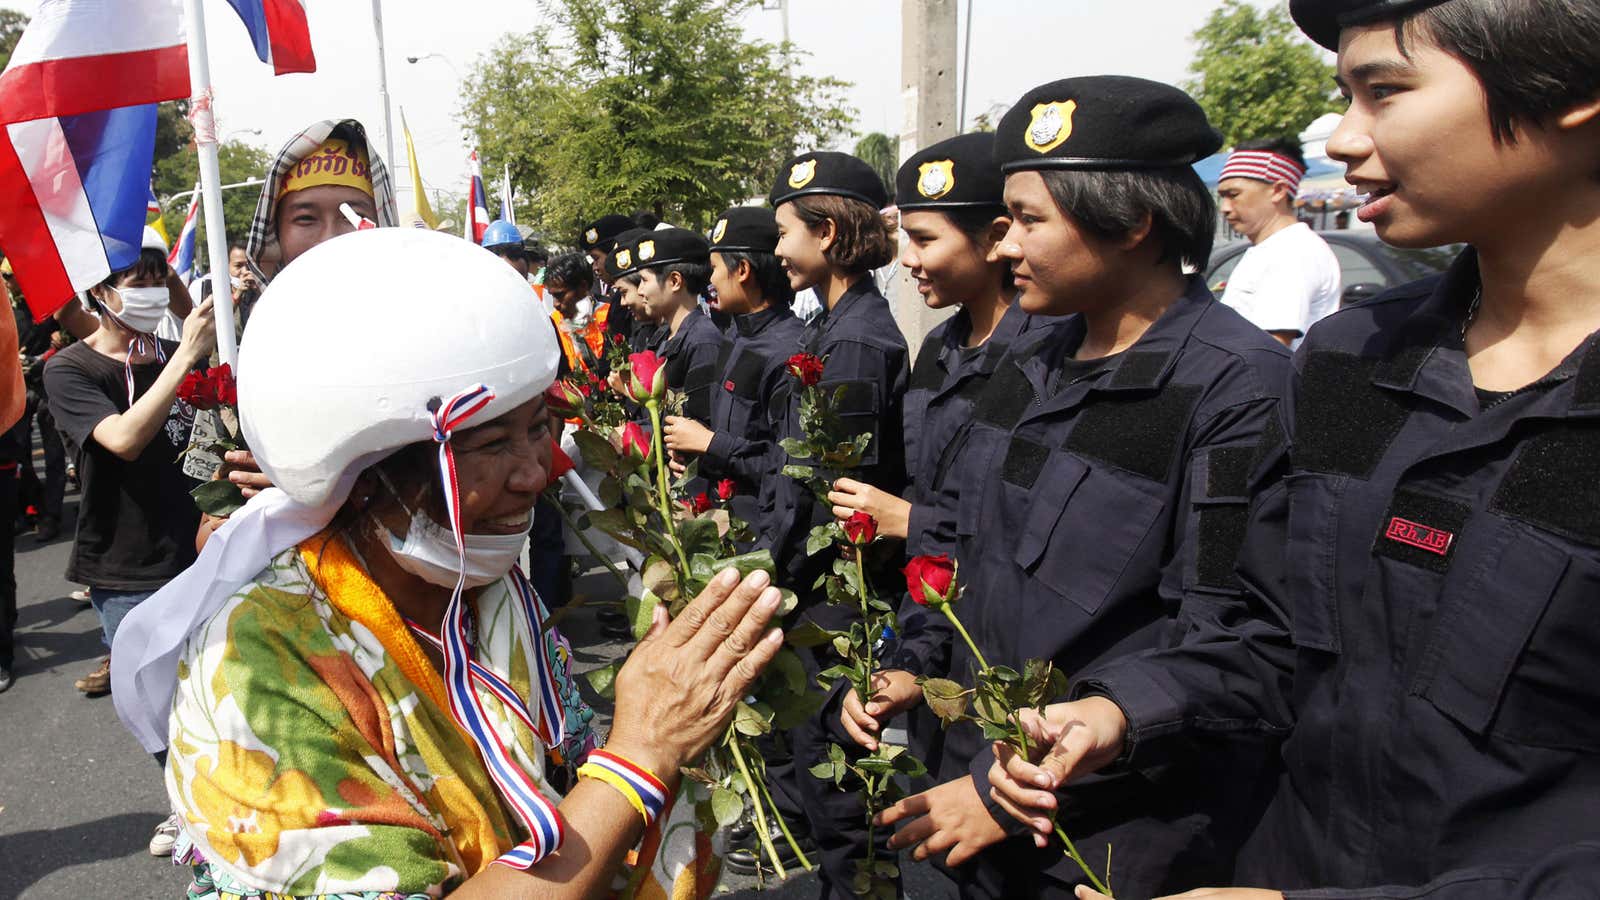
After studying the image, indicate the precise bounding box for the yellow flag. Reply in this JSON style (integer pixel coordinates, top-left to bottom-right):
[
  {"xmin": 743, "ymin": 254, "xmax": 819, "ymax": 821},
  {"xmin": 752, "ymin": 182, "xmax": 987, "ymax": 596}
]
[{"xmin": 402, "ymin": 110, "xmax": 440, "ymax": 230}]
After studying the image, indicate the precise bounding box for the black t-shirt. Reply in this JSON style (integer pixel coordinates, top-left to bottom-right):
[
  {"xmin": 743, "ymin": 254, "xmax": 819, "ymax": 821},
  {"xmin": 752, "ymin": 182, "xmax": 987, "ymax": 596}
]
[{"xmin": 43, "ymin": 340, "xmax": 200, "ymax": 590}]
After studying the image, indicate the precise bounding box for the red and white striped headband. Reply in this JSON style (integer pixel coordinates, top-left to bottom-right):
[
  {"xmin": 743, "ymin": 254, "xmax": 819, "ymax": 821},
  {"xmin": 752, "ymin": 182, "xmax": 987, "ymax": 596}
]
[{"xmin": 1219, "ymin": 150, "xmax": 1307, "ymax": 193}]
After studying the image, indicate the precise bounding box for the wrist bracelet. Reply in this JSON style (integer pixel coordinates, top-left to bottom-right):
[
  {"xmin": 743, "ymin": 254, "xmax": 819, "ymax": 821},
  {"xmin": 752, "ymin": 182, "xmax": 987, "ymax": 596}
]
[{"xmin": 577, "ymin": 749, "xmax": 670, "ymax": 827}]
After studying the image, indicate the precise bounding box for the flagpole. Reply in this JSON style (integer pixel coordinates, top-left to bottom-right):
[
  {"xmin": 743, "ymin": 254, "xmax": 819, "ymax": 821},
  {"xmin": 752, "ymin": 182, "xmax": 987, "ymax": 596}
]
[
  {"xmin": 370, "ymin": 0, "xmax": 397, "ymax": 177},
  {"xmin": 181, "ymin": 0, "xmax": 239, "ymax": 367}
]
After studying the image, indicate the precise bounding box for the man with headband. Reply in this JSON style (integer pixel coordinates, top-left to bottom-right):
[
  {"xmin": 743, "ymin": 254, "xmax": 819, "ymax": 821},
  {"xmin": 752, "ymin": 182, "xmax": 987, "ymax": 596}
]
[
  {"xmin": 1216, "ymin": 137, "xmax": 1341, "ymax": 347},
  {"xmin": 242, "ymin": 119, "xmax": 399, "ymax": 285}
]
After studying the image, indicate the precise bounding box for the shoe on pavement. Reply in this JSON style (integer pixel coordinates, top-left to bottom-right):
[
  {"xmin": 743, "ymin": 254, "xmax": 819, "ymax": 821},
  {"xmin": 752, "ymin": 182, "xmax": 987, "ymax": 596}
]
[
  {"xmin": 70, "ymin": 588, "xmax": 91, "ymax": 603},
  {"xmin": 75, "ymin": 656, "xmax": 111, "ymax": 696},
  {"xmin": 149, "ymin": 813, "xmax": 182, "ymax": 857},
  {"xmin": 0, "ymin": 666, "xmax": 12, "ymax": 693},
  {"xmin": 33, "ymin": 518, "xmax": 60, "ymax": 542}
]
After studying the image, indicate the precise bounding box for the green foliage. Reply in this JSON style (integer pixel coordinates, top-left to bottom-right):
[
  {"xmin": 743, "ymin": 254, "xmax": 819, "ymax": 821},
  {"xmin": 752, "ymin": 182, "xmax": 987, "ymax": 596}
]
[
  {"xmin": 460, "ymin": 0, "xmax": 855, "ymax": 242},
  {"xmin": 853, "ymin": 132, "xmax": 896, "ymax": 196},
  {"xmin": 0, "ymin": 9, "xmax": 27, "ymax": 71},
  {"xmin": 1184, "ymin": 0, "xmax": 1343, "ymax": 147},
  {"xmin": 151, "ymin": 102, "xmax": 273, "ymax": 254}
]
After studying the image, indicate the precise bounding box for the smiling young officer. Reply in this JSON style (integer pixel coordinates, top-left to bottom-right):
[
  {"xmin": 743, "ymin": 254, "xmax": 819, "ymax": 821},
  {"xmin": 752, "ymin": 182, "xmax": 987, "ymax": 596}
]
[
  {"xmin": 871, "ymin": 76, "xmax": 1291, "ymax": 898},
  {"xmin": 983, "ymin": 1, "xmax": 1600, "ymax": 897}
]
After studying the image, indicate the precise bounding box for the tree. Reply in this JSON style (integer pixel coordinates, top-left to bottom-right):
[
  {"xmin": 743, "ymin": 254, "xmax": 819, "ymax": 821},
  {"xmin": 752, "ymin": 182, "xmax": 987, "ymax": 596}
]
[
  {"xmin": 854, "ymin": 132, "xmax": 895, "ymax": 197},
  {"xmin": 150, "ymin": 102, "xmax": 273, "ymax": 259},
  {"xmin": 1184, "ymin": 0, "xmax": 1342, "ymax": 147},
  {"xmin": 460, "ymin": 0, "xmax": 855, "ymax": 242},
  {"xmin": 0, "ymin": 9, "xmax": 27, "ymax": 71}
]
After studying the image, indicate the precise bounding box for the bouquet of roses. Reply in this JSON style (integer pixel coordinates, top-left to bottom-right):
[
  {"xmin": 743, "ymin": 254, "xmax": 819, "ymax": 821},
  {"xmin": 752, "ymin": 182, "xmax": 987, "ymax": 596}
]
[
  {"xmin": 559, "ymin": 351, "xmax": 817, "ymax": 881},
  {"xmin": 908, "ymin": 555, "xmax": 1112, "ymax": 895},
  {"xmin": 177, "ymin": 363, "xmax": 249, "ymax": 516}
]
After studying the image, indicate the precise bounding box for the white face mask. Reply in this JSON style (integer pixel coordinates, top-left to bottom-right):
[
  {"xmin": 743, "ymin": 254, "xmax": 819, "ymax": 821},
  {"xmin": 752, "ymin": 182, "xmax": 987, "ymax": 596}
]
[
  {"xmin": 111, "ymin": 285, "xmax": 170, "ymax": 334},
  {"xmin": 374, "ymin": 472, "xmax": 530, "ymax": 589}
]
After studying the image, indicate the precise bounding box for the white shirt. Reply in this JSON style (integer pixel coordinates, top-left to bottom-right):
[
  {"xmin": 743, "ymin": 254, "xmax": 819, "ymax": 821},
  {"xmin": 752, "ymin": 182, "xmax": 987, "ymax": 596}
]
[{"xmin": 1220, "ymin": 222, "xmax": 1342, "ymax": 343}]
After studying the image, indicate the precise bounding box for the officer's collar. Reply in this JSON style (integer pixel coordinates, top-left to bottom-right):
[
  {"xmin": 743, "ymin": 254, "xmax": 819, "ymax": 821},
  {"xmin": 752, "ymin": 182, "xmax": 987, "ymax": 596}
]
[
  {"xmin": 659, "ymin": 307, "xmax": 708, "ymax": 353},
  {"xmin": 1372, "ymin": 247, "xmax": 1600, "ymax": 418},
  {"xmin": 938, "ymin": 300, "xmax": 1030, "ymax": 374},
  {"xmin": 1033, "ymin": 278, "xmax": 1211, "ymax": 393},
  {"xmin": 814, "ymin": 276, "xmax": 878, "ymax": 327},
  {"xmin": 733, "ymin": 305, "xmax": 788, "ymax": 337}
]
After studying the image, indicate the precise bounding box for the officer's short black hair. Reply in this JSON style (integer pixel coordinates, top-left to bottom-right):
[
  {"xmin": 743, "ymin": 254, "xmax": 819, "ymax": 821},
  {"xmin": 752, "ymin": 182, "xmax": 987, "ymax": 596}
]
[
  {"xmin": 647, "ymin": 260, "xmax": 711, "ymax": 297},
  {"xmin": 1234, "ymin": 137, "xmax": 1307, "ymax": 171},
  {"xmin": 1396, "ymin": 0, "xmax": 1600, "ymax": 145},
  {"xmin": 616, "ymin": 271, "xmax": 643, "ymax": 289},
  {"xmin": 545, "ymin": 251, "xmax": 594, "ymax": 291},
  {"xmin": 714, "ymin": 250, "xmax": 795, "ymax": 308},
  {"xmin": 1039, "ymin": 166, "xmax": 1217, "ymax": 271},
  {"xmin": 787, "ymin": 194, "xmax": 896, "ymax": 274},
  {"xmin": 632, "ymin": 211, "xmax": 662, "ymax": 231}
]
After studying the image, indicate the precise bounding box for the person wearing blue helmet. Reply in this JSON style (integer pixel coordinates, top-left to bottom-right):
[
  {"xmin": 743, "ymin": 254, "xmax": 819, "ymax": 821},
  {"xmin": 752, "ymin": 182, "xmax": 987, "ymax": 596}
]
[{"xmin": 482, "ymin": 220, "xmax": 532, "ymax": 279}]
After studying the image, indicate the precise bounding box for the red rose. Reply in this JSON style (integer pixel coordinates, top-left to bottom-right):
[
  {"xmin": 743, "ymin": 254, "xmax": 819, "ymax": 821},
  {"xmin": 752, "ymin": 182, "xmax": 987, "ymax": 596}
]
[
  {"xmin": 178, "ymin": 364, "xmax": 235, "ymax": 410},
  {"xmin": 626, "ymin": 350, "xmax": 668, "ymax": 403},
  {"xmin": 843, "ymin": 510, "xmax": 877, "ymax": 546},
  {"xmin": 904, "ymin": 554, "xmax": 956, "ymax": 606},
  {"xmin": 617, "ymin": 422, "xmax": 651, "ymax": 461},
  {"xmin": 546, "ymin": 380, "xmax": 587, "ymax": 418},
  {"xmin": 690, "ymin": 492, "xmax": 712, "ymax": 515},
  {"xmin": 715, "ymin": 478, "xmax": 736, "ymax": 502},
  {"xmin": 785, "ymin": 353, "xmax": 825, "ymax": 387},
  {"xmin": 549, "ymin": 444, "xmax": 575, "ymax": 480}
]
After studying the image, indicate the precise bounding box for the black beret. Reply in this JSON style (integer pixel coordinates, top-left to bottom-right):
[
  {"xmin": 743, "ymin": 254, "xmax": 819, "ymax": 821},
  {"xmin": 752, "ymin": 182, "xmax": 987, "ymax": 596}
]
[
  {"xmin": 708, "ymin": 207, "xmax": 780, "ymax": 254},
  {"xmin": 896, "ymin": 132, "xmax": 1005, "ymax": 211},
  {"xmin": 768, "ymin": 150, "xmax": 889, "ymax": 210},
  {"xmin": 601, "ymin": 228, "xmax": 651, "ymax": 280},
  {"xmin": 1291, "ymin": 0, "xmax": 1454, "ymax": 49},
  {"xmin": 610, "ymin": 227, "xmax": 710, "ymax": 280},
  {"xmin": 993, "ymin": 76, "xmax": 1222, "ymax": 174},
  {"xmin": 578, "ymin": 214, "xmax": 636, "ymax": 252}
]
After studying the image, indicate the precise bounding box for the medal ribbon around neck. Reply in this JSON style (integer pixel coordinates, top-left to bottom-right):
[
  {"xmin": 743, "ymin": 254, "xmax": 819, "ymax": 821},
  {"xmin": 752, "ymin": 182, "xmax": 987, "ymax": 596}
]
[{"xmin": 427, "ymin": 384, "xmax": 564, "ymax": 867}]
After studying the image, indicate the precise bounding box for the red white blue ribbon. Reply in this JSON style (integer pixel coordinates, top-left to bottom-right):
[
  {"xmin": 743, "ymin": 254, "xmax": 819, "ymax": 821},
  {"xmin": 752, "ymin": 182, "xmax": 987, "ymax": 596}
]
[
  {"xmin": 427, "ymin": 384, "xmax": 564, "ymax": 868},
  {"xmin": 582, "ymin": 749, "xmax": 670, "ymax": 825}
]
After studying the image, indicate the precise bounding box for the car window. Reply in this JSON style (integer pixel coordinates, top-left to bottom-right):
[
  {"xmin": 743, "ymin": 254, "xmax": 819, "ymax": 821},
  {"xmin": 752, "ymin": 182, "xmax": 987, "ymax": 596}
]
[
  {"xmin": 1331, "ymin": 243, "xmax": 1388, "ymax": 289},
  {"xmin": 1385, "ymin": 244, "xmax": 1462, "ymax": 280},
  {"xmin": 1207, "ymin": 248, "xmax": 1246, "ymax": 298}
]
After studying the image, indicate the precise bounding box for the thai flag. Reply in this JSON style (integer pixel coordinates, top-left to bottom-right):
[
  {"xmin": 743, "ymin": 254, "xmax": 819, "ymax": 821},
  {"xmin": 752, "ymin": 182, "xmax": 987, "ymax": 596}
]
[
  {"xmin": 223, "ymin": 0, "xmax": 315, "ymax": 75},
  {"xmin": 465, "ymin": 150, "xmax": 490, "ymax": 244},
  {"xmin": 168, "ymin": 187, "xmax": 199, "ymax": 284},
  {"xmin": 0, "ymin": 0, "xmax": 189, "ymax": 321}
]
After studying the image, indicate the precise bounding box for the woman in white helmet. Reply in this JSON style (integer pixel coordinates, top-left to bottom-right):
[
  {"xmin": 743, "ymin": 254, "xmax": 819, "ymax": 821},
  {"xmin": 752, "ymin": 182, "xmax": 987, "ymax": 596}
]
[{"xmin": 111, "ymin": 229, "xmax": 785, "ymax": 898}]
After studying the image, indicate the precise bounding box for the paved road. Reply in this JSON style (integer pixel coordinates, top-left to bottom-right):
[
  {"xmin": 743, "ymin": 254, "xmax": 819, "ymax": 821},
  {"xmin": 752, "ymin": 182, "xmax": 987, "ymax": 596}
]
[{"xmin": 0, "ymin": 492, "xmax": 956, "ymax": 899}]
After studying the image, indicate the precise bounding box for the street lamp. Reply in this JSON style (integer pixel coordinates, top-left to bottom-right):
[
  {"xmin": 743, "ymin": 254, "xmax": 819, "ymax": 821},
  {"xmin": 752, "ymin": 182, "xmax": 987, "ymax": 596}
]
[{"xmin": 406, "ymin": 52, "xmax": 461, "ymax": 78}]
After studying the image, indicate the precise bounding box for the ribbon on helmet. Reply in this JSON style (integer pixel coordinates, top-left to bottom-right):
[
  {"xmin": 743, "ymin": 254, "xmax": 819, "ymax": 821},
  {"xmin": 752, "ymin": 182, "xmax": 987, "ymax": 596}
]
[{"xmin": 427, "ymin": 384, "xmax": 564, "ymax": 868}]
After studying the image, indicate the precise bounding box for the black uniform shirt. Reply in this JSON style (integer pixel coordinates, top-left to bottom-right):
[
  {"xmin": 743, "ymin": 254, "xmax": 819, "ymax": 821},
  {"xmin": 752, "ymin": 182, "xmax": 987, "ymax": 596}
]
[
  {"xmin": 757, "ymin": 277, "xmax": 909, "ymax": 590},
  {"xmin": 918, "ymin": 280, "xmax": 1290, "ymax": 894},
  {"xmin": 654, "ymin": 307, "xmax": 725, "ymax": 424},
  {"xmin": 701, "ymin": 306, "xmax": 805, "ymax": 528},
  {"xmin": 1084, "ymin": 250, "xmax": 1600, "ymax": 895}
]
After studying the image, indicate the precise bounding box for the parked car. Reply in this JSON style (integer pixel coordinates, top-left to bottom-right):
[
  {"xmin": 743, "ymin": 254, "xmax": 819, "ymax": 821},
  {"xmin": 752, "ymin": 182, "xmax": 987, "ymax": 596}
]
[{"xmin": 1205, "ymin": 231, "xmax": 1460, "ymax": 307}]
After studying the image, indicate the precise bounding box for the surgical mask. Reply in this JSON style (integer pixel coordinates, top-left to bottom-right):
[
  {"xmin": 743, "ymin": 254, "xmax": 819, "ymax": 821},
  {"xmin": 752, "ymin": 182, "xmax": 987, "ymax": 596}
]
[
  {"xmin": 111, "ymin": 286, "xmax": 169, "ymax": 334},
  {"xmin": 373, "ymin": 471, "xmax": 530, "ymax": 589}
]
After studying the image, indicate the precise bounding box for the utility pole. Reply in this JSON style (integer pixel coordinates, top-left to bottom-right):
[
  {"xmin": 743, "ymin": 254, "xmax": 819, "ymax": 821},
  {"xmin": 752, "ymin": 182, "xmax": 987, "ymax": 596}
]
[{"xmin": 895, "ymin": 0, "xmax": 959, "ymax": 357}]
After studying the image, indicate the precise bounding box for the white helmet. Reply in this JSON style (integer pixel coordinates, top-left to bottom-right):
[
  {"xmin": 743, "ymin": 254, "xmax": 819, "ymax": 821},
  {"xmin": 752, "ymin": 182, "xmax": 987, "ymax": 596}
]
[{"xmin": 237, "ymin": 227, "xmax": 559, "ymax": 507}]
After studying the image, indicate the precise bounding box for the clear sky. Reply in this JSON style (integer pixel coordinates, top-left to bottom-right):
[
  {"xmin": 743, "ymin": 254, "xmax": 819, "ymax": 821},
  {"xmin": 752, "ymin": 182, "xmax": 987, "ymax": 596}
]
[{"xmin": 1, "ymin": 0, "xmax": 1283, "ymax": 217}]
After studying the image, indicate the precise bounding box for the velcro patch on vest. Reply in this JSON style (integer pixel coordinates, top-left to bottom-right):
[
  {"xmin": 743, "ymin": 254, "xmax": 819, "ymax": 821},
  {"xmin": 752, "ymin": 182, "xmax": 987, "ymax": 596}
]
[
  {"xmin": 1064, "ymin": 384, "xmax": 1202, "ymax": 482},
  {"xmin": 1000, "ymin": 437, "xmax": 1050, "ymax": 489},
  {"xmin": 1372, "ymin": 490, "xmax": 1470, "ymax": 573},
  {"xmin": 909, "ymin": 332, "xmax": 947, "ymax": 393},
  {"xmin": 726, "ymin": 349, "xmax": 768, "ymax": 400},
  {"xmin": 1295, "ymin": 350, "xmax": 1412, "ymax": 478},
  {"xmin": 975, "ymin": 360, "xmax": 1037, "ymax": 430},
  {"xmin": 1108, "ymin": 350, "xmax": 1170, "ymax": 389},
  {"xmin": 1490, "ymin": 424, "xmax": 1600, "ymax": 546}
]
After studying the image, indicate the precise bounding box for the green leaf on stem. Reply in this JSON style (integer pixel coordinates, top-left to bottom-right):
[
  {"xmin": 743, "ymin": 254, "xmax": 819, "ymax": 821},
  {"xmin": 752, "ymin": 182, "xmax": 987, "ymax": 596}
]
[
  {"xmin": 732, "ymin": 701, "xmax": 771, "ymax": 737},
  {"xmin": 583, "ymin": 661, "xmax": 621, "ymax": 700},
  {"xmin": 919, "ymin": 677, "xmax": 972, "ymax": 724},
  {"xmin": 710, "ymin": 786, "xmax": 745, "ymax": 828},
  {"xmin": 779, "ymin": 437, "xmax": 813, "ymax": 460},
  {"xmin": 571, "ymin": 429, "xmax": 619, "ymax": 472},
  {"xmin": 786, "ymin": 620, "xmax": 839, "ymax": 648},
  {"xmin": 625, "ymin": 589, "xmax": 662, "ymax": 640},
  {"xmin": 782, "ymin": 464, "xmax": 816, "ymax": 482},
  {"xmin": 191, "ymin": 480, "xmax": 247, "ymax": 517}
]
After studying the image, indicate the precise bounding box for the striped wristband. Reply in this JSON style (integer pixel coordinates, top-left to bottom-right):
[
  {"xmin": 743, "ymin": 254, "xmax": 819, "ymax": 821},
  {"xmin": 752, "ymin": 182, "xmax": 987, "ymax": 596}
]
[{"xmin": 577, "ymin": 749, "xmax": 670, "ymax": 827}]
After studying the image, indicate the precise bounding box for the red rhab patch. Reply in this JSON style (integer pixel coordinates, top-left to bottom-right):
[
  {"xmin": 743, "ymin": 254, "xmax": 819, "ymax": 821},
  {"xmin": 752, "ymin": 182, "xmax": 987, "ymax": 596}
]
[{"xmin": 1385, "ymin": 517, "xmax": 1454, "ymax": 556}]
